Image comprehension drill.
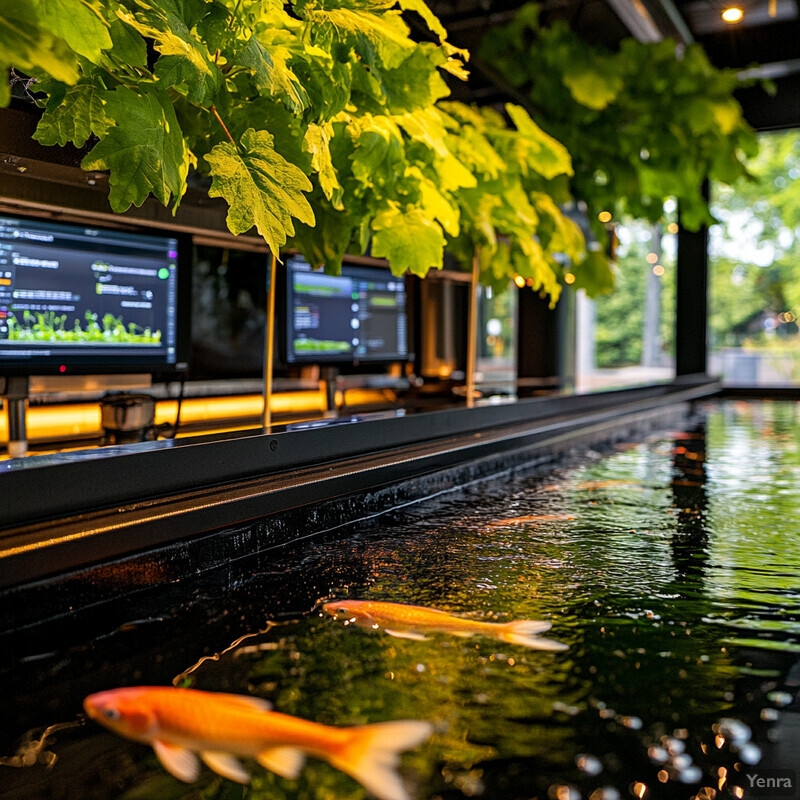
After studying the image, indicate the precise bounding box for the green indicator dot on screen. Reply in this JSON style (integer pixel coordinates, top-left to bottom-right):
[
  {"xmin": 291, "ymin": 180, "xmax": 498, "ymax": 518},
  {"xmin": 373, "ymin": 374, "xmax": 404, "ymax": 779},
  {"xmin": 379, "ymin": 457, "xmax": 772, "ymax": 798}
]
[
  {"xmin": 158, "ymin": 268, "xmax": 170, "ymax": 279},
  {"xmin": 351, "ymin": 292, "xmax": 359, "ymax": 300}
]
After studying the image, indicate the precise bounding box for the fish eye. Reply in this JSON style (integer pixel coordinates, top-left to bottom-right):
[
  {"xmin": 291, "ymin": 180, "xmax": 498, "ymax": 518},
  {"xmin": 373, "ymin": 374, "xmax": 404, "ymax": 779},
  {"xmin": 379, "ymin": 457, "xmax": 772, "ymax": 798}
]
[
  {"xmin": 103, "ymin": 707, "xmax": 121, "ymax": 721},
  {"xmin": 337, "ymin": 608, "xmax": 347, "ymax": 615}
]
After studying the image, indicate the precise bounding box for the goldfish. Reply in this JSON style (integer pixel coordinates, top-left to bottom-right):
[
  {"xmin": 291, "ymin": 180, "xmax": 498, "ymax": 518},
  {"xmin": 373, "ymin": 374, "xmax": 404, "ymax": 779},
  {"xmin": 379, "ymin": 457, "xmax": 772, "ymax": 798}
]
[
  {"xmin": 84, "ymin": 686, "xmax": 431, "ymax": 800},
  {"xmin": 488, "ymin": 514, "xmax": 575, "ymax": 526},
  {"xmin": 324, "ymin": 600, "xmax": 567, "ymax": 651},
  {"xmin": 576, "ymin": 480, "xmax": 643, "ymax": 491}
]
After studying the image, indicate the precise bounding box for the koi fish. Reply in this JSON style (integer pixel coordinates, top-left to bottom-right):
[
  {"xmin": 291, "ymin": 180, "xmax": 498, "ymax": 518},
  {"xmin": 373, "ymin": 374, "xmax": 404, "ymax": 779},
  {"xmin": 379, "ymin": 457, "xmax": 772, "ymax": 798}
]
[
  {"xmin": 84, "ymin": 686, "xmax": 431, "ymax": 800},
  {"xmin": 576, "ymin": 480, "xmax": 643, "ymax": 491},
  {"xmin": 488, "ymin": 514, "xmax": 575, "ymax": 526},
  {"xmin": 324, "ymin": 600, "xmax": 567, "ymax": 651}
]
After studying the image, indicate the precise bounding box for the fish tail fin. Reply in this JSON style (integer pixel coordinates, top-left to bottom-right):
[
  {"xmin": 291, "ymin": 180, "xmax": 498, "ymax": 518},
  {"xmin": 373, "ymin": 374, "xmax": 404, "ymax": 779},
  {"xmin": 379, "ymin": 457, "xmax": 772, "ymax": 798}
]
[
  {"xmin": 328, "ymin": 720, "xmax": 433, "ymax": 800},
  {"xmin": 499, "ymin": 619, "xmax": 568, "ymax": 651}
]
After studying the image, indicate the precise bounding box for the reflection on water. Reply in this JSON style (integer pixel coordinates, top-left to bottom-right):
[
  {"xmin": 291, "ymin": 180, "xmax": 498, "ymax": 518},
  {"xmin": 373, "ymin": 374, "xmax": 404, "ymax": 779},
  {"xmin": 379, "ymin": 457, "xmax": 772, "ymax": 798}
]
[{"xmin": 3, "ymin": 400, "xmax": 800, "ymax": 800}]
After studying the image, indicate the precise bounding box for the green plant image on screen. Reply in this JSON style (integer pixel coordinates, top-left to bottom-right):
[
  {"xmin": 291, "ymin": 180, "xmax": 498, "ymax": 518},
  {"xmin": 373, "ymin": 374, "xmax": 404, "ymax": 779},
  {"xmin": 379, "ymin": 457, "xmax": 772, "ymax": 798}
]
[
  {"xmin": 5, "ymin": 310, "xmax": 162, "ymax": 345},
  {"xmin": 293, "ymin": 338, "xmax": 350, "ymax": 353},
  {"xmin": 369, "ymin": 296, "xmax": 399, "ymax": 307}
]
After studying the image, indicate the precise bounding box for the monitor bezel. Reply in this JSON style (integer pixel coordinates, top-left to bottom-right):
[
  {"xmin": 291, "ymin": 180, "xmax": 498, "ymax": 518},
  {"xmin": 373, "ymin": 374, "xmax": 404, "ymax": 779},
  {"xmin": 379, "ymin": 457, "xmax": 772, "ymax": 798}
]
[
  {"xmin": 280, "ymin": 255, "xmax": 411, "ymax": 368},
  {"xmin": 0, "ymin": 212, "xmax": 192, "ymax": 378}
]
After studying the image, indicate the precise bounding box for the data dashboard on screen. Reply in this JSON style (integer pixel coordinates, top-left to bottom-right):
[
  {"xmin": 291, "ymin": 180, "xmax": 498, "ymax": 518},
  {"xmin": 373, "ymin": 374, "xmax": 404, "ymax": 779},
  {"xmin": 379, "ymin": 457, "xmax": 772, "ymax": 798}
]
[
  {"xmin": 285, "ymin": 255, "xmax": 408, "ymax": 364},
  {"xmin": 0, "ymin": 215, "xmax": 189, "ymax": 375}
]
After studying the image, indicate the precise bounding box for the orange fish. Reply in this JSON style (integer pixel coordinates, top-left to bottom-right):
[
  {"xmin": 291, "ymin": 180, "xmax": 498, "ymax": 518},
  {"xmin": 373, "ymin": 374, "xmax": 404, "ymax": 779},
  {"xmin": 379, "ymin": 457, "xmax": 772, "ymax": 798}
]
[
  {"xmin": 324, "ymin": 600, "xmax": 567, "ymax": 651},
  {"xmin": 576, "ymin": 480, "xmax": 643, "ymax": 491},
  {"xmin": 84, "ymin": 686, "xmax": 431, "ymax": 800},
  {"xmin": 489, "ymin": 514, "xmax": 575, "ymax": 526}
]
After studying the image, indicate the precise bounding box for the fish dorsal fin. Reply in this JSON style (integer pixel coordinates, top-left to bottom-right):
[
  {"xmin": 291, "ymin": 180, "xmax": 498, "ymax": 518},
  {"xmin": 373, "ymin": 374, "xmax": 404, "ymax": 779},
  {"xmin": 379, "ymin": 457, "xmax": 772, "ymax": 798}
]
[
  {"xmin": 257, "ymin": 746, "xmax": 306, "ymax": 779},
  {"xmin": 153, "ymin": 740, "xmax": 200, "ymax": 783},
  {"xmin": 212, "ymin": 693, "xmax": 272, "ymax": 712},
  {"xmin": 200, "ymin": 751, "xmax": 250, "ymax": 784},
  {"xmin": 384, "ymin": 629, "xmax": 428, "ymax": 641}
]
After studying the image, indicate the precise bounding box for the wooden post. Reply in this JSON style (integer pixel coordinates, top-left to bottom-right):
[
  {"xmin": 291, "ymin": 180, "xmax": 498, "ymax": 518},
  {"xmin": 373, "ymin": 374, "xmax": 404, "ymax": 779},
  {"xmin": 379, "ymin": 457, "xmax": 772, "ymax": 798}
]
[
  {"xmin": 262, "ymin": 252, "xmax": 277, "ymax": 429},
  {"xmin": 466, "ymin": 251, "xmax": 480, "ymax": 408}
]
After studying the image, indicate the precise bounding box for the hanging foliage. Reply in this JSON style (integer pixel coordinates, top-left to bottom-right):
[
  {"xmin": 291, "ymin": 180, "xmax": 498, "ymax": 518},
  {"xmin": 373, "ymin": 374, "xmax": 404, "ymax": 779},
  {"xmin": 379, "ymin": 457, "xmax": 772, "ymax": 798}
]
[
  {"xmin": 0, "ymin": 0, "xmax": 596, "ymax": 300},
  {"xmin": 480, "ymin": 4, "xmax": 760, "ymax": 235}
]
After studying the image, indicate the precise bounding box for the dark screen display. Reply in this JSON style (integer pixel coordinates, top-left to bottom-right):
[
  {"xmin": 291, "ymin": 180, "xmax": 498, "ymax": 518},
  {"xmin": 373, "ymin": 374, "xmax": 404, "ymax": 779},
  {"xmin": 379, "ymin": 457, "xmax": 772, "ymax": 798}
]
[
  {"xmin": 286, "ymin": 256, "xmax": 408, "ymax": 364},
  {"xmin": 0, "ymin": 215, "xmax": 185, "ymax": 373}
]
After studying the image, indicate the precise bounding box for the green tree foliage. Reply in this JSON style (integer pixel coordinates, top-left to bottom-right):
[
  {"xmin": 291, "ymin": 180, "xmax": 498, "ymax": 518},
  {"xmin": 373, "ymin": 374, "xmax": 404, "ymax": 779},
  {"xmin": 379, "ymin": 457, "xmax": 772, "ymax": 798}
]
[
  {"xmin": 710, "ymin": 130, "xmax": 800, "ymax": 348},
  {"xmin": 1, "ymin": 0, "xmax": 595, "ymax": 301},
  {"xmin": 593, "ymin": 220, "xmax": 675, "ymax": 368},
  {"xmin": 481, "ymin": 4, "xmax": 759, "ymax": 239}
]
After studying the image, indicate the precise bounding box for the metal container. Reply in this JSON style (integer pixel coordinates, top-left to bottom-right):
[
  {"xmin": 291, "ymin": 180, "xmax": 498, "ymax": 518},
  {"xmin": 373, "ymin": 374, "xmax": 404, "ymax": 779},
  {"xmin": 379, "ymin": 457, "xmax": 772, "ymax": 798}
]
[{"xmin": 100, "ymin": 392, "xmax": 156, "ymax": 442}]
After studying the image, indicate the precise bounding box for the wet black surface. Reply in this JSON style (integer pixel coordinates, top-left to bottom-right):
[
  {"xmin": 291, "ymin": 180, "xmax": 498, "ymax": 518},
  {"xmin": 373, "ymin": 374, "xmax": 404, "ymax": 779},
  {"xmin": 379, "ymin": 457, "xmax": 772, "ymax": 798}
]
[{"xmin": 2, "ymin": 399, "xmax": 799, "ymax": 800}]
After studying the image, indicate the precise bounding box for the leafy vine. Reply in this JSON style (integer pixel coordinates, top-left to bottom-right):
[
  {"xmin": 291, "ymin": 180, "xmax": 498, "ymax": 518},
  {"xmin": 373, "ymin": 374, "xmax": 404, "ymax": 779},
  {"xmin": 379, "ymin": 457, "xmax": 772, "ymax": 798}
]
[{"xmin": 0, "ymin": 0, "xmax": 593, "ymax": 301}]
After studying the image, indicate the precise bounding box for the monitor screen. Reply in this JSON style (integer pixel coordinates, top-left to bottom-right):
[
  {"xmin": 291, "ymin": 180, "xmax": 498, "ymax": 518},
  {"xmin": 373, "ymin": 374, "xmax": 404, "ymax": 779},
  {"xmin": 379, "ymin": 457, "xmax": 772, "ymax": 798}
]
[
  {"xmin": 0, "ymin": 214, "xmax": 189, "ymax": 375},
  {"xmin": 285, "ymin": 256, "xmax": 409, "ymax": 364}
]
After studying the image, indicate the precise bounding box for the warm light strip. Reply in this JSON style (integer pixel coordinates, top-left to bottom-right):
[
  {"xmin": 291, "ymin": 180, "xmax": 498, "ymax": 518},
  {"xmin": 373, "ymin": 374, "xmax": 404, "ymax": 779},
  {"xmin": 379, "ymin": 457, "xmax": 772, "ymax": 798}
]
[
  {"xmin": 0, "ymin": 386, "xmax": 399, "ymax": 445},
  {"xmin": 1, "ymin": 390, "xmax": 330, "ymax": 444},
  {"xmin": 0, "ymin": 403, "xmax": 103, "ymax": 441}
]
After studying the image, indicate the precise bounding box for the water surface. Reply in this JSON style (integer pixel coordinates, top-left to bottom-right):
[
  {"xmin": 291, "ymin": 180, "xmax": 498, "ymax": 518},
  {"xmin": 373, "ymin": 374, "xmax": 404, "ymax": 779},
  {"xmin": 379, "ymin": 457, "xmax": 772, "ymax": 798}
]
[{"xmin": 3, "ymin": 399, "xmax": 800, "ymax": 799}]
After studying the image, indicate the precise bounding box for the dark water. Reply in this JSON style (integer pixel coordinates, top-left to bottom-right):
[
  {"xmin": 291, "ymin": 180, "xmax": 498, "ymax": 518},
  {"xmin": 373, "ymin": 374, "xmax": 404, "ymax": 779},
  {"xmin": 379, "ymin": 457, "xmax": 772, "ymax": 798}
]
[{"xmin": 3, "ymin": 399, "xmax": 800, "ymax": 800}]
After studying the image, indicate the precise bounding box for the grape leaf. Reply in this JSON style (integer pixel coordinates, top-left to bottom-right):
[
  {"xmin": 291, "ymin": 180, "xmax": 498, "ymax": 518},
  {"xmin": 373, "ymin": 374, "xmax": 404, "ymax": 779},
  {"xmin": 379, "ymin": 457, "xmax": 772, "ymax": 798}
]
[
  {"xmin": 235, "ymin": 35, "xmax": 308, "ymax": 113},
  {"xmin": 303, "ymin": 7, "xmax": 414, "ymax": 71},
  {"xmin": 0, "ymin": 4, "xmax": 79, "ymax": 103},
  {"xmin": 571, "ymin": 247, "xmax": 614, "ymax": 297},
  {"xmin": 291, "ymin": 199, "xmax": 354, "ymax": 275},
  {"xmin": 117, "ymin": 0, "xmax": 219, "ymax": 104},
  {"xmin": 81, "ymin": 86, "xmax": 190, "ymax": 212},
  {"xmin": 370, "ymin": 203, "xmax": 445, "ymax": 276},
  {"xmin": 562, "ymin": 58, "xmax": 623, "ymax": 110},
  {"xmin": 382, "ymin": 44, "xmax": 450, "ymax": 113},
  {"xmin": 31, "ymin": 0, "xmax": 112, "ymax": 64},
  {"xmin": 33, "ymin": 80, "xmax": 112, "ymax": 147},
  {"xmin": 413, "ymin": 169, "xmax": 460, "ymax": 236},
  {"xmin": 204, "ymin": 128, "xmax": 315, "ymax": 258},
  {"xmin": 349, "ymin": 115, "xmax": 406, "ymax": 186},
  {"xmin": 303, "ymin": 122, "xmax": 343, "ymax": 209},
  {"xmin": 505, "ymin": 103, "xmax": 573, "ymax": 180},
  {"xmin": 155, "ymin": 54, "xmax": 221, "ymax": 105},
  {"xmin": 104, "ymin": 17, "xmax": 148, "ymax": 69}
]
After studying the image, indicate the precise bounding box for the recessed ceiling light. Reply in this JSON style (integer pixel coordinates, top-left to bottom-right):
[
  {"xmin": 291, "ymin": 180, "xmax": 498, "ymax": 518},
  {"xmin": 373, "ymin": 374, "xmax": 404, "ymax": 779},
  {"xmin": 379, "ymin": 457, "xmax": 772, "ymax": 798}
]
[{"xmin": 721, "ymin": 6, "xmax": 744, "ymax": 22}]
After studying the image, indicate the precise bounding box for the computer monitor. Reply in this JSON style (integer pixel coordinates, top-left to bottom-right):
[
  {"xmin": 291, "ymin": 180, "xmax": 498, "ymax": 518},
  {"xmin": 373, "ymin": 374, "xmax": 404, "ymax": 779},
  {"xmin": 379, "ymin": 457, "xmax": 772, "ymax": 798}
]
[
  {"xmin": 283, "ymin": 255, "xmax": 409, "ymax": 365},
  {"xmin": 0, "ymin": 214, "xmax": 190, "ymax": 376}
]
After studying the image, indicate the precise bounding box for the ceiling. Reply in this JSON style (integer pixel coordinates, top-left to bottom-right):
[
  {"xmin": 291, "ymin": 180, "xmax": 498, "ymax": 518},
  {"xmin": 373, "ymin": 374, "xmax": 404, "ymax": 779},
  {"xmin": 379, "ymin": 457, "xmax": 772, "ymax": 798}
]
[{"xmin": 425, "ymin": 0, "xmax": 800, "ymax": 129}]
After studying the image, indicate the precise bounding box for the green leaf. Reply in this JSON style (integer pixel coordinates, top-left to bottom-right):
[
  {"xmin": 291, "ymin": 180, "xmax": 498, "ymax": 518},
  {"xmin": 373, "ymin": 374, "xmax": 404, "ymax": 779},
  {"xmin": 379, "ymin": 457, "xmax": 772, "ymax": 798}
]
[
  {"xmin": 370, "ymin": 203, "xmax": 445, "ymax": 276},
  {"xmin": 236, "ymin": 34, "xmax": 309, "ymax": 113},
  {"xmin": 304, "ymin": 122, "xmax": 343, "ymax": 209},
  {"xmin": 303, "ymin": 7, "xmax": 414, "ymax": 71},
  {"xmin": 710, "ymin": 99, "xmax": 742, "ymax": 136},
  {"xmin": 382, "ymin": 43, "xmax": 450, "ymax": 113},
  {"xmin": 31, "ymin": 0, "xmax": 112, "ymax": 64},
  {"xmin": 572, "ymin": 247, "xmax": 615, "ymax": 297},
  {"xmin": 155, "ymin": 54, "xmax": 221, "ymax": 105},
  {"xmin": 530, "ymin": 191, "xmax": 585, "ymax": 263},
  {"xmin": 348, "ymin": 115, "xmax": 406, "ymax": 186},
  {"xmin": 81, "ymin": 86, "xmax": 190, "ymax": 212},
  {"xmin": 103, "ymin": 16, "xmax": 147, "ymax": 69},
  {"xmin": 562, "ymin": 60, "xmax": 623, "ymax": 110},
  {"xmin": 290, "ymin": 200, "xmax": 354, "ymax": 275},
  {"xmin": 204, "ymin": 128, "xmax": 315, "ymax": 258},
  {"xmin": 0, "ymin": 4, "xmax": 79, "ymax": 98},
  {"xmin": 117, "ymin": 0, "xmax": 219, "ymax": 103},
  {"xmin": 505, "ymin": 103, "xmax": 573, "ymax": 180},
  {"xmin": 33, "ymin": 80, "xmax": 113, "ymax": 147}
]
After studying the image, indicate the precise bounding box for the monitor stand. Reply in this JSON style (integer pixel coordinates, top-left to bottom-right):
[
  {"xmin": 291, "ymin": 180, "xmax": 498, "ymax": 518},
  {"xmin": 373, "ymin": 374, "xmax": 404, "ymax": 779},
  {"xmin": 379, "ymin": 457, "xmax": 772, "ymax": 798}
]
[
  {"xmin": 320, "ymin": 366, "xmax": 338, "ymax": 416},
  {"xmin": 3, "ymin": 376, "xmax": 29, "ymax": 458}
]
